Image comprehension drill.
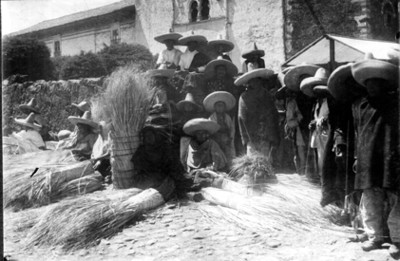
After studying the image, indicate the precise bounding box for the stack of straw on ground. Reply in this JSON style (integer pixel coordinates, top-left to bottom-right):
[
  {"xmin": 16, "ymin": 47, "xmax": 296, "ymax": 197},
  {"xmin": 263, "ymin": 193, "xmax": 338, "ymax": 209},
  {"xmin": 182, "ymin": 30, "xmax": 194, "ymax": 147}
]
[
  {"xmin": 3, "ymin": 150, "xmax": 104, "ymax": 211},
  {"xmin": 91, "ymin": 65, "xmax": 156, "ymax": 189}
]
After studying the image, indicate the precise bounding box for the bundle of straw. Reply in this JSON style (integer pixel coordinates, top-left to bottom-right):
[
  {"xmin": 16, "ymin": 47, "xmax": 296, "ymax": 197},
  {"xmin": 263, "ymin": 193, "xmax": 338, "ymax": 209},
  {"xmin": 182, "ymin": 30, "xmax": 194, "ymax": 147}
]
[
  {"xmin": 229, "ymin": 153, "xmax": 276, "ymax": 185},
  {"xmin": 52, "ymin": 173, "xmax": 104, "ymax": 199},
  {"xmin": 92, "ymin": 65, "xmax": 155, "ymax": 189},
  {"xmin": 26, "ymin": 177, "xmax": 173, "ymax": 251},
  {"xmin": 201, "ymin": 174, "xmax": 342, "ymax": 232},
  {"xmin": 3, "ymin": 160, "xmax": 97, "ymax": 211}
]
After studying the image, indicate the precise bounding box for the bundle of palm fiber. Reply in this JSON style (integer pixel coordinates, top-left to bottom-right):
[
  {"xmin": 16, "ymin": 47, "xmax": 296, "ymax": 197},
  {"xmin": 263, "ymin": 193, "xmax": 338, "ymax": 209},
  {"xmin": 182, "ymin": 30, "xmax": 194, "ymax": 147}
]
[
  {"xmin": 91, "ymin": 65, "xmax": 155, "ymax": 189},
  {"xmin": 201, "ymin": 174, "xmax": 342, "ymax": 232},
  {"xmin": 26, "ymin": 177, "xmax": 174, "ymax": 251},
  {"xmin": 229, "ymin": 153, "xmax": 276, "ymax": 185},
  {"xmin": 3, "ymin": 160, "xmax": 97, "ymax": 211}
]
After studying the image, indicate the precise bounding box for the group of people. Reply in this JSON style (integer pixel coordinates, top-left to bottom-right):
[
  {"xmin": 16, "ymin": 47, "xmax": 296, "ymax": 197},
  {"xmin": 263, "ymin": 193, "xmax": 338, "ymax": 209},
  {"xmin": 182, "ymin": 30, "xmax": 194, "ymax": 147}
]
[{"xmin": 6, "ymin": 30, "xmax": 399, "ymax": 258}]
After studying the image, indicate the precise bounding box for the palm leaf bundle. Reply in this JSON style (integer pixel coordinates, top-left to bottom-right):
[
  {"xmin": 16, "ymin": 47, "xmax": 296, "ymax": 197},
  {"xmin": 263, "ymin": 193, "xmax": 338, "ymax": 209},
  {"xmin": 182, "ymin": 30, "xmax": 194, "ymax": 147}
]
[{"xmin": 91, "ymin": 65, "xmax": 155, "ymax": 189}]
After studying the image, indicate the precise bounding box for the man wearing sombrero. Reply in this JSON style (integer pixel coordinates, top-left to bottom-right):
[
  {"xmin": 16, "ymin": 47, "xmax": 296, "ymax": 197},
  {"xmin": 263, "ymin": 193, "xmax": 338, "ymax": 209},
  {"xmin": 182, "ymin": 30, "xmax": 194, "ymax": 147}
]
[
  {"xmin": 207, "ymin": 35, "xmax": 234, "ymax": 61},
  {"xmin": 154, "ymin": 31, "xmax": 183, "ymax": 69},
  {"xmin": 147, "ymin": 64, "xmax": 180, "ymax": 104},
  {"xmin": 241, "ymin": 42, "xmax": 265, "ymax": 73},
  {"xmin": 204, "ymin": 56, "xmax": 238, "ymax": 96},
  {"xmin": 349, "ymin": 53, "xmax": 400, "ymax": 257},
  {"xmin": 58, "ymin": 111, "xmax": 99, "ymax": 161},
  {"xmin": 178, "ymin": 33, "xmax": 210, "ymax": 73},
  {"xmin": 180, "ymin": 118, "xmax": 227, "ymax": 174},
  {"xmin": 235, "ymin": 68, "xmax": 280, "ymax": 160},
  {"xmin": 12, "ymin": 112, "xmax": 46, "ymax": 153}
]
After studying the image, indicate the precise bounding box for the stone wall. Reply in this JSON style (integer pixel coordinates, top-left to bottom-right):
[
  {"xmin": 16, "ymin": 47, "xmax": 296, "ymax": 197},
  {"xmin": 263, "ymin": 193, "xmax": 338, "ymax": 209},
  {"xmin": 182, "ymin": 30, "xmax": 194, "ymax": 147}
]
[{"xmin": 2, "ymin": 78, "xmax": 106, "ymax": 134}]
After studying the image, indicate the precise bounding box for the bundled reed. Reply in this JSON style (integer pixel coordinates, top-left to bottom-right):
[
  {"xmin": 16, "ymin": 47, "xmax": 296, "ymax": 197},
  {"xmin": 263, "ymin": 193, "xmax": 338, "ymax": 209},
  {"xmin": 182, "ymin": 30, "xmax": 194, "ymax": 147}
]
[
  {"xmin": 52, "ymin": 173, "xmax": 104, "ymax": 199},
  {"xmin": 201, "ymin": 174, "xmax": 342, "ymax": 232},
  {"xmin": 92, "ymin": 65, "xmax": 155, "ymax": 189},
  {"xmin": 229, "ymin": 153, "xmax": 276, "ymax": 184},
  {"xmin": 3, "ymin": 160, "xmax": 97, "ymax": 211},
  {"xmin": 26, "ymin": 177, "xmax": 174, "ymax": 251}
]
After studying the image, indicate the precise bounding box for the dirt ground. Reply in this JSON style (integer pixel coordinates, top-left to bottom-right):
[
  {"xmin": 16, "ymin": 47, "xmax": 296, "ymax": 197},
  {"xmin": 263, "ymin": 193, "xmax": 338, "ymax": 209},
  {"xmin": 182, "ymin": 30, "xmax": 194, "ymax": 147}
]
[{"xmin": 4, "ymin": 183, "xmax": 398, "ymax": 261}]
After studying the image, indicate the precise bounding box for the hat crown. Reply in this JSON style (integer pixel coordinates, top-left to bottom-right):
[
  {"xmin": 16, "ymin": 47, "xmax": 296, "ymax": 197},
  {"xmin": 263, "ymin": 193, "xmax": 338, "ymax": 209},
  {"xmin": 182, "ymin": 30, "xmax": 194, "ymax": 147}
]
[
  {"xmin": 314, "ymin": 68, "xmax": 329, "ymax": 80},
  {"xmin": 184, "ymin": 93, "xmax": 196, "ymax": 103},
  {"xmin": 81, "ymin": 111, "xmax": 93, "ymax": 121},
  {"xmin": 25, "ymin": 112, "xmax": 37, "ymax": 124},
  {"xmin": 26, "ymin": 98, "xmax": 37, "ymax": 107}
]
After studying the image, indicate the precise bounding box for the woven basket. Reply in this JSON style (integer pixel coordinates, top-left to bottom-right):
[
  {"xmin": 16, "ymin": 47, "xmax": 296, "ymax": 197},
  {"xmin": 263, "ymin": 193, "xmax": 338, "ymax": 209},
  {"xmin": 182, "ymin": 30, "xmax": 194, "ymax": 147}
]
[{"xmin": 110, "ymin": 134, "xmax": 140, "ymax": 189}]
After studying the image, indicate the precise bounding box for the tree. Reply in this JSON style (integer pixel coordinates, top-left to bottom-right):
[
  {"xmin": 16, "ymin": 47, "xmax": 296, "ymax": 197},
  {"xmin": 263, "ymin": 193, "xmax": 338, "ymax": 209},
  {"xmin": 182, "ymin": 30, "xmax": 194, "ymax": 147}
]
[
  {"xmin": 3, "ymin": 36, "xmax": 54, "ymax": 81},
  {"xmin": 98, "ymin": 43, "xmax": 154, "ymax": 74},
  {"xmin": 60, "ymin": 51, "xmax": 107, "ymax": 80}
]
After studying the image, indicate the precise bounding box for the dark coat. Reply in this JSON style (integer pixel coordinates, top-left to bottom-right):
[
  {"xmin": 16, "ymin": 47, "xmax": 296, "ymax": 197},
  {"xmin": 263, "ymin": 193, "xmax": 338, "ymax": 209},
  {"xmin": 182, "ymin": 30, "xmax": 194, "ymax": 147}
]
[
  {"xmin": 352, "ymin": 95, "xmax": 399, "ymax": 190},
  {"xmin": 238, "ymin": 87, "xmax": 280, "ymax": 147}
]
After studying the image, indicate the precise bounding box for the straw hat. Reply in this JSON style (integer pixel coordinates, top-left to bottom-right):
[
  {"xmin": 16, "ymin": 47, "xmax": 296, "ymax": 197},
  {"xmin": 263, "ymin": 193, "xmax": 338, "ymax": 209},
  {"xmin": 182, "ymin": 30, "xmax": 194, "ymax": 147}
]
[
  {"xmin": 57, "ymin": 130, "xmax": 72, "ymax": 140},
  {"xmin": 204, "ymin": 57, "xmax": 238, "ymax": 79},
  {"xmin": 241, "ymin": 43, "xmax": 265, "ymax": 59},
  {"xmin": 19, "ymin": 98, "xmax": 40, "ymax": 114},
  {"xmin": 71, "ymin": 101, "xmax": 90, "ymax": 112},
  {"xmin": 208, "ymin": 35, "xmax": 234, "ymax": 53},
  {"xmin": 203, "ymin": 91, "xmax": 236, "ymax": 112},
  {"xmin": 14, "ymin": 112, "xmax": 42, "ymax": 131},
  {"xmin": 147, "ymin": 65, "xmax": 176, "ymax": 78},
  {"xmin": 176, "ymin": 93, "xmax": 203, "ymax": 112},
  {"xmin": 284, "ymin": 64, "xmax": 321, "ymax": 92},
  {"xmin": 154, "ymin": 32, "xmax": 183, "ymax": 44},
  {"xmin": 183, "ymin": 118, "xmax": 220, "ymax": 136},
  {"xmin": 328, "ymin": 63, "xmax": 364, "ymax": 102},
  {"xmin": 178, "ymin": 32, "xmax": 208, "ymax": 46},
  {"xmin": 351, "ymin": 52, "xmax": 399, "ymax": 89},
  {"xmin": 234, "ymin": 68, "xmax": 275, "ymax": 86},
  {"xmin": 300, "ymin": 68, "xmax": 329, "ymax": 97},
  {"xmin": 68, "ymin": 111, "xmax": 99, "ymax": 129}
]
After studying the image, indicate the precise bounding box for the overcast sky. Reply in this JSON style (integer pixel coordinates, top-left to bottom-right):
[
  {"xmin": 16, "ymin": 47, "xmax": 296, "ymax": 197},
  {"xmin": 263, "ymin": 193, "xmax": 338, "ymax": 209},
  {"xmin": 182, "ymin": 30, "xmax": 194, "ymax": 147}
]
[{"xmin": 2, "ymin": 0, "xmax": 121, "ymax": 35}]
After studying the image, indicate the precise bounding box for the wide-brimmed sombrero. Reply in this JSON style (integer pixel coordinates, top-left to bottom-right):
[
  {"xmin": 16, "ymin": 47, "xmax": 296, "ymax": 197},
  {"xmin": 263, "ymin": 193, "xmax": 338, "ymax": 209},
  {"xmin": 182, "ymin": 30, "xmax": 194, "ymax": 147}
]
[
  {"xmin": 284, "ymin": 64, "xmax": 321, "ymax": 92},
  {"xmin": 327, "ymin": 63, "xmax": 365, "ymax": 102},
  {"xmin": 208, "ymin": 37, "xmax": 234, "ymax": 53},
  {"xmin": 183, "ymin": 118, "xmax": 220, "ymax": 136},
  {"xmin": 203, "ymin": 91, "xmax": 236, "ymax": 112},
  {"xmin": 19, "ymin": 98, "xmax": 40, "ymax": 114},
  {"xmin": 351, "ymin": 53, "xmax": 399, "ymax": 90},
  {"xmin": 234, "ymin": 68, "xmax": 275, "ymax": 86},
  {"xmin": 68, "ymin": 111, "xmax": 99, "ymax": 129},
  {"xmin": 71, "ymin": 101, "xmax": 90, "ymax": 112},
  {"xmin": 14, "ymin": 112, "xmax": 42, "ymax": 131},
  {"xmin": 176, "ymin": 93, "xmax": 203, "ymax": 112},
  {"xmin": 178, "ymin": 33, "xmax": 208, "ymax": 46},
  {"xmin": 241, "ymin": 43, "xmax": 265, "ymax": 59},
  {"xmin": 57, "ymin": 130, "xmax": 72, "ymax": 140},
  {"xmin": 300, "ymin": 68, "xmax": 329, "ymax": 97},
  {"xmin": 204, "ymin": 57, "xmax": 238, "ymax": 79},
  {"xmin": 154, "ymin": 32, "xmax": 183, "ymax": 44}
]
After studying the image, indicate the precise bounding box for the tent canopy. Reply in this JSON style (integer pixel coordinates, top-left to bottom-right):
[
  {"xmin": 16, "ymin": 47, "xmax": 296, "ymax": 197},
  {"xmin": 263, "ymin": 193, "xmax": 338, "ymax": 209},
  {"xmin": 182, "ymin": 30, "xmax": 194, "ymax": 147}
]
[{"xmin": 282, "ymin": 34, "xmax": 399, "ymax": 68}]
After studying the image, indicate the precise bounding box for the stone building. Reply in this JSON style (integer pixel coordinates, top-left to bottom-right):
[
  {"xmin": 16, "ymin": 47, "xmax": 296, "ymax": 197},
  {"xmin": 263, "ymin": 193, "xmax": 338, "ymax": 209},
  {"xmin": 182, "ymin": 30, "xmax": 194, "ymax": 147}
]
[{"xmin": 11, "ymin": 0, "xmax": 399, "ymax": 71}]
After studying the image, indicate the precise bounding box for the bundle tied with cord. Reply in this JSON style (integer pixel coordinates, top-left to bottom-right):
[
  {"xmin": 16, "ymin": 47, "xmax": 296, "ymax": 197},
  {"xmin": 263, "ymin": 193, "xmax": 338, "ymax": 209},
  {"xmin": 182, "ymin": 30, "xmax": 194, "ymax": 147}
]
[{"xmin": 93, "ymin": 65, "xmax": 156, "ymax": 189}]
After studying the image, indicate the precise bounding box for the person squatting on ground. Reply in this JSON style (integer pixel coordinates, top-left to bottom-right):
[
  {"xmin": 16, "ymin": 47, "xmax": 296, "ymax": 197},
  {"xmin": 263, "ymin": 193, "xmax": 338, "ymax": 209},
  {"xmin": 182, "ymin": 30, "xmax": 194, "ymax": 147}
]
[
  {"xmin": 11, "ymin": 112, "xmax": 46, "ymax": 153},
  {"xmin": 350, "ymin": 53, "xmax": 400, "ymax": 258}
]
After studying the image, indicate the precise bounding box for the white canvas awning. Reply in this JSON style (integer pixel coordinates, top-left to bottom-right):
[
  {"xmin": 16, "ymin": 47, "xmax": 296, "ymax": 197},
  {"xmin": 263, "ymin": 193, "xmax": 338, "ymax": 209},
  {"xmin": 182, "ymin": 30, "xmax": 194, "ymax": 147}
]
[{"xmin": 282, "ymin": 34, "xmax": 399, "ymax": 68}]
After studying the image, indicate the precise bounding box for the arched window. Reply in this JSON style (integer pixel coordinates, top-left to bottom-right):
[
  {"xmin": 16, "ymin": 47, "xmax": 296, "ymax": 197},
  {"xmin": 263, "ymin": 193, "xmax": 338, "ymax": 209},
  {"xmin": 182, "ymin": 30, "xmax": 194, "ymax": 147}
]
[
  {"xmin": 200, "ymin": 0, "xmax": 210, "ymax": 20},
  {"xmin": 190, "ymin": 1, "xmax": 199, "ymax": 22}
]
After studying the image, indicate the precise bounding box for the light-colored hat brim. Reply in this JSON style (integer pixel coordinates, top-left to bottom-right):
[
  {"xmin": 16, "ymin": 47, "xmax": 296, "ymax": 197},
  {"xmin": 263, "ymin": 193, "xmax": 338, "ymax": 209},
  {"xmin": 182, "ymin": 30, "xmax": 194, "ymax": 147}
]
[
  {"xmin": 242, "ymin": 50, "xmax": 265, "ymax": 59},
  {"xmin": 313, "ymin": 85, "xmax": 330, "ymax": 96},
  {"xmin": 178, "ymin": 35, "xmax": 208, "ymax": 45},
  {"xmin": 204, "ymin": 59, "xmax": 238, "ymax": 79},
  {"xmin": 183, "ymin": 118, "xmax": 220, "ymax": 136},
  {"xmin": 234, "ymin": 68, "xmax": 275, "ymax": 86},
  {"xmin": 300, "ymin": 77, "xmax": 327, "ymax": 97},
  {"xmin": 351, "ymin": 59, "xmax": 399, "ymax": 89},
  {"xmin": 208, "ymin": 40, "xmax": 234, "ymax": 52},
  {"xmin": 68, "ymin": 116, "xmax": 99, "ymax": 129},
  {"xmin": 147, "ymin": 69, "xmax": 175, "ymax": 79},
  {"xmin": 57, "ymin": 130, "xmax": 72, "ymax": 140},
  {"xmin": 71, "ymin": 103, "xmax": 90, "ymax": 112},
  {"xmin": 14, "ymin": 118, "xmax": 42, "ymax": 130},
  {"xmin": 203, "ymin": 91, "xmax": 236, "ymax": 112},
  {"xmin": 19, "ymin": 104, "xmax": 40, "ymax": 114},
  {"xmin": 154, "ymin": 33, "xmax": 183, "ymax": 44},
  {"xmin": 284, "ymin": 64, "xmax": 321, "ymax": 92}
]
